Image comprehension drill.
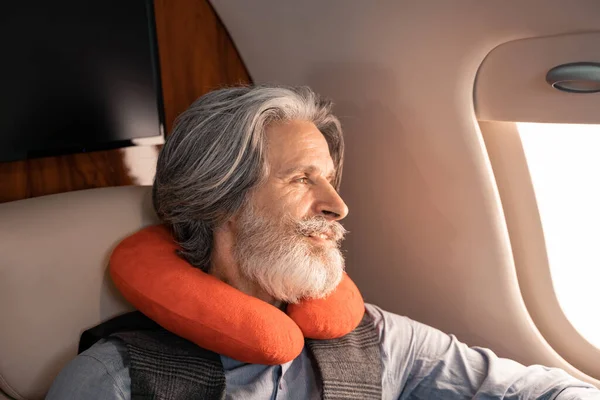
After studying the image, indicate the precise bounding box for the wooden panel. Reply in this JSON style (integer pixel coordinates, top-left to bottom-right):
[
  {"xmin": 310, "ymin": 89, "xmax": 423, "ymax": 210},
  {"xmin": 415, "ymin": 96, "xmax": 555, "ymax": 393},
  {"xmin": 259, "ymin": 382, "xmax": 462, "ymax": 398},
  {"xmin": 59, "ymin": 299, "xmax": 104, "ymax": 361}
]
[
  {"xmin": 155, "ymin": 0, "xmax": 251, "ymax": 133},
  {"xmin": 0, "ymin": 151, "xmax": 134, "ymax": 202},
  {"xmin": 0, "ymin": 0, "xmax": 251, "ymax": 204}
]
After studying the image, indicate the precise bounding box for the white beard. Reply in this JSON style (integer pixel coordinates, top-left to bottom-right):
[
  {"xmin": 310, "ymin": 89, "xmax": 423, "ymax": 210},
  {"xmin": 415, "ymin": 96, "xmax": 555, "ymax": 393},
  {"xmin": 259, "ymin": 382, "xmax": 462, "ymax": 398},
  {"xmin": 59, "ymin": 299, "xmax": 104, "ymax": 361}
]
[{"xmin": 233, "ymin": 206, "xmax": 347, "ymax": 304}]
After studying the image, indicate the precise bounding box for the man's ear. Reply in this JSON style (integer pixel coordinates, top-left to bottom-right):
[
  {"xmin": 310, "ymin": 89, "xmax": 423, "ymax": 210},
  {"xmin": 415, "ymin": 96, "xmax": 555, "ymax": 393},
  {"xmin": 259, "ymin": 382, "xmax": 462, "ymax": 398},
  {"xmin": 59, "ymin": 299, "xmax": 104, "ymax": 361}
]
[
  {"xmin": 223, "ymin": 211, "xmax": 240, "ymax": 233},
  {"xmin": 211, "ymin": 216, "xmax": 238, "ymax": 275},
  {"xmin": 214, "ymin": 213, "xmax": 238, "ymax": 246}
]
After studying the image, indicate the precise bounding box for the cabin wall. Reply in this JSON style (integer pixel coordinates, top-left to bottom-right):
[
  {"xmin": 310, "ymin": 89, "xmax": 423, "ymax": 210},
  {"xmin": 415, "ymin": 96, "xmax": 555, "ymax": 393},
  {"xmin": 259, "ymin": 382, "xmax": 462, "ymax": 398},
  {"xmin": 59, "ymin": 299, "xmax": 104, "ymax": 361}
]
[{"xmin": 210, "ymin": 0, "xmax": 600, "ymax": 386}]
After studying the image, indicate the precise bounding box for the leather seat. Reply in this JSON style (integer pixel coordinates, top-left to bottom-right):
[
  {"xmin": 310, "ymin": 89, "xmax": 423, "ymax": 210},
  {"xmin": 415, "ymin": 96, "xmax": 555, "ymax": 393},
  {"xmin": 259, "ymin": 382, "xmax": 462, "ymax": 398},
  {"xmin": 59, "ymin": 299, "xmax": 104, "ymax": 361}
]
[{"xmin": 0, "ymin": 186, "xmax": 159, "ymax": 400}]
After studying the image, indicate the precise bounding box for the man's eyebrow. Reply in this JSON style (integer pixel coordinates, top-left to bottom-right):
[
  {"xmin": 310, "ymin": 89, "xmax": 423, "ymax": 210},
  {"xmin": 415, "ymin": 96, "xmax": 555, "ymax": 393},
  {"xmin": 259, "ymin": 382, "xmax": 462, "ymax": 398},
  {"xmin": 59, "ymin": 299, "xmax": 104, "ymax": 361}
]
[{"xmin": 280, "ymin": 165, "xmax": 336, "ymax": 181}]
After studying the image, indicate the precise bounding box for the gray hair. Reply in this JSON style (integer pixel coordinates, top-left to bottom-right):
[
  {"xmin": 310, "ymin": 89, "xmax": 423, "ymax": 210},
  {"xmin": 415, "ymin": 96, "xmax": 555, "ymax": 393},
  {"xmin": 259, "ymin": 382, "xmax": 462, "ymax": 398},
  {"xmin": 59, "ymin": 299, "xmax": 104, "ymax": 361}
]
[{"xmin": 152, "ymin": 85, "xmax": 344, "ymax": 272}]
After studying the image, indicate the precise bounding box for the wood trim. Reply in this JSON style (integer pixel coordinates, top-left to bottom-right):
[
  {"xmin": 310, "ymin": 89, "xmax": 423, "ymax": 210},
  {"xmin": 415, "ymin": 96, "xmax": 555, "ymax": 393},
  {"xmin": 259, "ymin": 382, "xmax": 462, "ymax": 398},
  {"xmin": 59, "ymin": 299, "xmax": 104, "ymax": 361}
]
[{"xmin": 154, "ymin": 0, "xmax": 251, "ymax": 134}]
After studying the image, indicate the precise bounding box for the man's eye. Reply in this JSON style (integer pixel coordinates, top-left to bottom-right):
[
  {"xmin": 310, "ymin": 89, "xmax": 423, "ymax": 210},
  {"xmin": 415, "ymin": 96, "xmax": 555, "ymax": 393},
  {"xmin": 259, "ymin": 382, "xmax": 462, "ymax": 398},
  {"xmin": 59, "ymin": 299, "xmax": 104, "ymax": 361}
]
[{"xmin": 296, "ymin": 177, "xmax": 309, "ymax": 184}]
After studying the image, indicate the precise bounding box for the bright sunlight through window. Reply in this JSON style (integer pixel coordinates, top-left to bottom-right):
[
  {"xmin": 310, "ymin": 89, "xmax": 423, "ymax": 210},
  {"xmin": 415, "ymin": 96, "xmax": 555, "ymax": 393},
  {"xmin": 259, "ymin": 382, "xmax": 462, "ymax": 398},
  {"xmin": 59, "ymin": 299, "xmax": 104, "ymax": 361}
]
[{"xmin": 517, "ymin": 122, "xmax": 600, "ymax": 350}]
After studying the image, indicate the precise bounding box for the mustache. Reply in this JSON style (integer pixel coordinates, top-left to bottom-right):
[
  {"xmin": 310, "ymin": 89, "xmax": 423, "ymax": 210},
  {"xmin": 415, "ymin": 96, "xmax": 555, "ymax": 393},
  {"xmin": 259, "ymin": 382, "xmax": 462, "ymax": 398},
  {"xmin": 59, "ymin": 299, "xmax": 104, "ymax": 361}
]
[{"xmin": 295, "ymin": 215, "xmax": 347, "ymax": 242}]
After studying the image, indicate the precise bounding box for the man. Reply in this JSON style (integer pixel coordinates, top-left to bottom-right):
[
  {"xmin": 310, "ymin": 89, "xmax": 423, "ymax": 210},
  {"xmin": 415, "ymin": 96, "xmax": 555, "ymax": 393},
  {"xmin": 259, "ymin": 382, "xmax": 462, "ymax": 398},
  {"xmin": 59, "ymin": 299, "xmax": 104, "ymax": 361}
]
[{"xmin": 47, "ymin": 85, "xmax": 600, "ymax": 399}]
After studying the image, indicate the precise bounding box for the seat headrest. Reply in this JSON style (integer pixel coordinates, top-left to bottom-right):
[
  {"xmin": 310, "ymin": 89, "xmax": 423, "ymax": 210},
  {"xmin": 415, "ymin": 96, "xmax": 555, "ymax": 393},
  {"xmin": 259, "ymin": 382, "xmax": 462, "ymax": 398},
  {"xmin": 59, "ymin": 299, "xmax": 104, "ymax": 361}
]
[{"xmin": 0, "ymin": 186, "xmax": 158, "ymax": 400}]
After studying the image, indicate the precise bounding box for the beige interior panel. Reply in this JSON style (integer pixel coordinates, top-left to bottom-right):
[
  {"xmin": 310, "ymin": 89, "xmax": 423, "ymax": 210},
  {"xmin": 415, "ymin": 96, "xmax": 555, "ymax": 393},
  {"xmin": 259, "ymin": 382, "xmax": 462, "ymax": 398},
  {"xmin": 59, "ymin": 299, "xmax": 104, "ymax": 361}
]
[{"xmin": 476, "ymin": 33, "xmax": 600, "ymax": 124}]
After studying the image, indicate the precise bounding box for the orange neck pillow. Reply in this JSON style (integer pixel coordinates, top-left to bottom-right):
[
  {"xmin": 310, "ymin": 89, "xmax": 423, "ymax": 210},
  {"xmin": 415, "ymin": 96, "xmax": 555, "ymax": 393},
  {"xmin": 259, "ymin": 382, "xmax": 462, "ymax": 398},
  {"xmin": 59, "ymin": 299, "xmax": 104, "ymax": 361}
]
[{"xmin": 109, "ymin": 225, "xmax": 365, "ymax": 365}]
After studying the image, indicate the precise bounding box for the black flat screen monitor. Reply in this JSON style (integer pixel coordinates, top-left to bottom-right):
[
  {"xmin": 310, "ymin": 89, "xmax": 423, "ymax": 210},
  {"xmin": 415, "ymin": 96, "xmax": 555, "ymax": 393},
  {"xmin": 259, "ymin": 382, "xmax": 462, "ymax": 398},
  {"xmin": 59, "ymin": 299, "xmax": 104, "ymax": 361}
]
[{"xmin": 0, "ymin": 0, "xmax": 164, "ymax": 162}]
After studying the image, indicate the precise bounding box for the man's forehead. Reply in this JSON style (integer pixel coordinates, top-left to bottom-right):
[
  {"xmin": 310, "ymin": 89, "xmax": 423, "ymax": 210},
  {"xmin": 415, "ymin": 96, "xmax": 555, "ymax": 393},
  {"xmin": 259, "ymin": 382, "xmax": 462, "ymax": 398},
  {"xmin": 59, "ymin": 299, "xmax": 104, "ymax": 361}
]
[{"xmin": 265, "ymin": 120, "xmax": 334, "ymax": 171}]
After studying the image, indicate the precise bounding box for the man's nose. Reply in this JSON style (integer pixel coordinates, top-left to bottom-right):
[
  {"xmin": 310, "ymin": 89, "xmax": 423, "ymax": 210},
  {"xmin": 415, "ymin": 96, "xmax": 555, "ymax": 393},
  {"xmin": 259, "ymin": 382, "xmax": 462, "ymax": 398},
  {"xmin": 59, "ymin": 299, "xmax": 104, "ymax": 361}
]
[{"xmin": 316, "ymin": 182, "xmax": 349, "ymax": 221}]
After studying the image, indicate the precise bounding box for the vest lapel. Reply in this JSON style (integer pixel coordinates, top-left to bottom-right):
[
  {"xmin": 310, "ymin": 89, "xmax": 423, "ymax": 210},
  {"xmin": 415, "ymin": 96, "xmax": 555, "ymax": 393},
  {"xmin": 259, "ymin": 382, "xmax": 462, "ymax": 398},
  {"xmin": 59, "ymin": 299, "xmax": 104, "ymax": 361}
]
[
  {"xmin": 80, "ymin": 311, "xmax": 382, "ymax": 400},
  {"xmin": 112, "ymin": 330, "xmax": 226, "ymax": 400},
  {"xmin": 306, "ymin": 313, "xmax": 383, "ymax": 400}
]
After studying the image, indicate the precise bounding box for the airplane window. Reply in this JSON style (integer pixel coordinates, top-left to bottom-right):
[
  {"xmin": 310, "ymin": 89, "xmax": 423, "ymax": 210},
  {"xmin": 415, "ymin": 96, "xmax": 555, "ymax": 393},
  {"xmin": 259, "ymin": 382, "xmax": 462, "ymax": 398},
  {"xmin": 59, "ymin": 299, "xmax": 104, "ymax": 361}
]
[{"xmin": 517, "ymin": 122, "xmax": 600, "ymax": 350}]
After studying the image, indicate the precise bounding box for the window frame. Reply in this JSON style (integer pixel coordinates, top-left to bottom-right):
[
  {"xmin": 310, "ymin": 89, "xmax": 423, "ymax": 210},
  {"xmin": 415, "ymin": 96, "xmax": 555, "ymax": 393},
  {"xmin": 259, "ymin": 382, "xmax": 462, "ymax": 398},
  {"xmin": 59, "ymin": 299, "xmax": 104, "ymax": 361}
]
[{"xmin": 480, "ymin": 120, "xmax": 600, "ymax": 380}]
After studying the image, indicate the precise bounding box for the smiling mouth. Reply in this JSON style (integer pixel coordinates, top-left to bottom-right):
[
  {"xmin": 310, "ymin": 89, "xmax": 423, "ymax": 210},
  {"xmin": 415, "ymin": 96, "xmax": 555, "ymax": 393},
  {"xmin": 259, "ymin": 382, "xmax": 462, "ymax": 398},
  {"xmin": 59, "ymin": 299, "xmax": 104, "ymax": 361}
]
[{"xmin": 303, "ymin": 233, "xmax": 332, "ymax": 244}]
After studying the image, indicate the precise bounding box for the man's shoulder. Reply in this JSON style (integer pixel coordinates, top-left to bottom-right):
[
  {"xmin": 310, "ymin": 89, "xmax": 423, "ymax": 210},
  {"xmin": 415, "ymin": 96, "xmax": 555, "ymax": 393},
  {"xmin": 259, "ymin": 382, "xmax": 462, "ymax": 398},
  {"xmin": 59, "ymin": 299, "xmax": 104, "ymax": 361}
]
[
  {"xmin": 364, "ymin": 303, "xmax": 414, "ymax": 333},
  {"xmin": 80, "ymin": 337, "xmax": 130, "ymax": 371},
  {"xmin": 46, "ymin": 338, "xmax": 130, "ymax": 399},
  {"xmin": 365, "ymin": 302, "xmax": 445, "ymax": 338},
  {"xmin": 363, "ymin": 303, "xmax": 425, "ymax": 363}
]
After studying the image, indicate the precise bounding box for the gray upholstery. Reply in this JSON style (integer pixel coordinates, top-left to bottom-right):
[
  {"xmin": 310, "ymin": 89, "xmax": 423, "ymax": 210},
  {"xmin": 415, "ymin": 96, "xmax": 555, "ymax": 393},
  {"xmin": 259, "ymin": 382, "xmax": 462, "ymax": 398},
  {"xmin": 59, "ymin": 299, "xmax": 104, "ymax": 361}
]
[{"xmin": 0, "ymin": 186, "xmax": 159, "ymax": 400}]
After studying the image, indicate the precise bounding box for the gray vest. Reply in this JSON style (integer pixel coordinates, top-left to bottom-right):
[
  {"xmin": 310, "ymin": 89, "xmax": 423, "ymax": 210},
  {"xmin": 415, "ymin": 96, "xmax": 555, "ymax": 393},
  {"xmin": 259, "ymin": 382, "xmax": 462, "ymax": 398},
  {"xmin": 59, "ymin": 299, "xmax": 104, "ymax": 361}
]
[{"xmin": 80, "ymin": 312, "xmax": 382, "ymax": 400}]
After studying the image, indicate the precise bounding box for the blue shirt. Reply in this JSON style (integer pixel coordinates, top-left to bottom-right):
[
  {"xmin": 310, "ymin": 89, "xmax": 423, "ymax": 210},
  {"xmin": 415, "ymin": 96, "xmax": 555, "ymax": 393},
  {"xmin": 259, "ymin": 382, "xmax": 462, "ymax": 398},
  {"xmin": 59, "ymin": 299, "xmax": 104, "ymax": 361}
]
[{"xmin": 46, "ymin": 304, "xmax": 600, "ymax": 399}]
